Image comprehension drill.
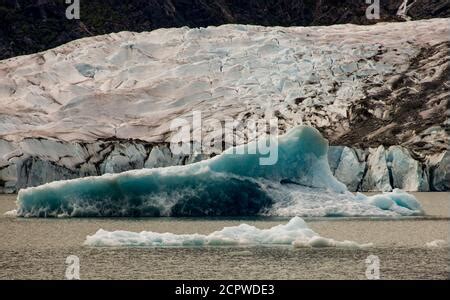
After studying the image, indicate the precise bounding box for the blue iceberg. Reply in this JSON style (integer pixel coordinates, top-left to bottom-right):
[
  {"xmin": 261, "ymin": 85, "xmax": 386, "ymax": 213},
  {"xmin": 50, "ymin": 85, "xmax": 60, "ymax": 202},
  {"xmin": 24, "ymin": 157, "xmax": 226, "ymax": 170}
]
[{"xmin": 15, "ymin": 126, "xmax": 423, "ymax": 217}]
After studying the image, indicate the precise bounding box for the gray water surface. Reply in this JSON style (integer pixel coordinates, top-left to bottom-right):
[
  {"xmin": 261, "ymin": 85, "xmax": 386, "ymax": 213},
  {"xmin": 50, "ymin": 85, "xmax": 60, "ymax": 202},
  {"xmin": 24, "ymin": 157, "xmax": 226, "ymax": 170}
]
[{"xmin": 0, "ymin": 193, "xmax": 448, "ymax": 279}]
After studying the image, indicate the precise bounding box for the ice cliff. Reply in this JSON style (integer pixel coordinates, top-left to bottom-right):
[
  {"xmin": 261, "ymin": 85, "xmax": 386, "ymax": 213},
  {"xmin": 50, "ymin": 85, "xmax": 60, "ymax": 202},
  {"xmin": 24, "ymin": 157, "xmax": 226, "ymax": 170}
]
[
  {"xmin": 0, "ymin": 19, "xmax": 449, "ymax": 192},
  {"xmin": 0, "ymin": 133, "xmax": 446, "ymax": 194}
]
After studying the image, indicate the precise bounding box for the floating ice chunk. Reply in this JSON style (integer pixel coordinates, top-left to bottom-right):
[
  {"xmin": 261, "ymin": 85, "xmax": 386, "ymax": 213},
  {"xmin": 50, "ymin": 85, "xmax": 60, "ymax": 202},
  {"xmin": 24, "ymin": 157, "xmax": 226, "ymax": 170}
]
[
  {"xmin": 425, "ymin": 240, "xmax": 448, "ymax": 248},
  {"xmin": 16, "ymin": 126, "xmax": 422, "ymax": 218},
  {"xmin": 4, "ymin": 209, "xmax": 17, "ymax": 216},
  {"xmin": 16, "ymin": 126, "xmax": 341, "ymax": 217},
  {"xmin": 355, "ymin": 189, "xmax": 423, "ymax": 215},
  {"xmin": 84, "ymin": 216, "xmax": 371, "ymax": 248},
  {"xmin": 267, "ymin": 185, "xmax": 402, "ymax": 217}
]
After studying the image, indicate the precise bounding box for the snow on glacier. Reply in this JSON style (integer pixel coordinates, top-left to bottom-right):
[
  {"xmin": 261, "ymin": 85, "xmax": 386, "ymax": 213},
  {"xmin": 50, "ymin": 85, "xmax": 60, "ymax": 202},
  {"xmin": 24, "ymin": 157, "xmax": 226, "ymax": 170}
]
[
  {"xmin": 15, "ymin": 126, "xmax": 423, "ymax": 217},
  {"xmin": 84, "ymin": 216, "xmax": 371, "ymax": 248}
]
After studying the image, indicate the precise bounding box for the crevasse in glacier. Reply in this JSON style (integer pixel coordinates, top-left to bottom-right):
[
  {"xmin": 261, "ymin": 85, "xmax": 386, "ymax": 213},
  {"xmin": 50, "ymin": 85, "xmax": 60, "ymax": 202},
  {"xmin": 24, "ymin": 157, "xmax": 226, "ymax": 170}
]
[{"xmin": 15, "ymin": 126, "xmax": 422, "ymax": 217}]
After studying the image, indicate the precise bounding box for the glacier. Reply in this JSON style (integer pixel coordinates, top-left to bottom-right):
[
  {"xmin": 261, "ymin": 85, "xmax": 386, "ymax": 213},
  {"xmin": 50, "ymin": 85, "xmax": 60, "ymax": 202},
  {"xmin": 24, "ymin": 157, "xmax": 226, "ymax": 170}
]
[
  {"xmin": 15, "ymin": 126, "xmax": 422, "ymax": 217},
  {"xmin": 84, "ymin": 216, "xmax": 371, "ymax": 248},
  {"xmin": 0, "ymin": 19, "xmax": 448, "ymax": 193}
]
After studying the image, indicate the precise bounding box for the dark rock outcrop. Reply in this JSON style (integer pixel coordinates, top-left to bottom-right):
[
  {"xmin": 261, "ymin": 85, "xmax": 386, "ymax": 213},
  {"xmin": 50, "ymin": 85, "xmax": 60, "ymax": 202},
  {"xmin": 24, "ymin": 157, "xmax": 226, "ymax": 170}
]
[{"xmin": 1, "ymin": 0, "xmax": 449, "ymax": 60}]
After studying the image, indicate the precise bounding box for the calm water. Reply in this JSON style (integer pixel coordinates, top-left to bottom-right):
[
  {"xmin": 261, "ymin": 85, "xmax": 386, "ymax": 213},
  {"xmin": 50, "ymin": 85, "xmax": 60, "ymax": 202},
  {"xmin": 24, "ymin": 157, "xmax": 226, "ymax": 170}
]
[{"xmin": 0, "ymin": 193, "xmax": 448, "ymax": 279}]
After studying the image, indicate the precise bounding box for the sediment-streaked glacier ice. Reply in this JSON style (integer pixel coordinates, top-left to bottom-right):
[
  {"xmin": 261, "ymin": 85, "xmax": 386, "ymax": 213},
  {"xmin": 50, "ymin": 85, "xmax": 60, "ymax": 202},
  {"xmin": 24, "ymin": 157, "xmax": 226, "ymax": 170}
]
[
  {"xmin": 1, "ymin": 19, "xmax": 447, "ymax": 149},
  {"xmin": 15, "ymin": 126, "xmax": 423, "ymax": 217},
  {"xmin": 84, "ymin": 216, "xmax": 371, "ymax": 248}
]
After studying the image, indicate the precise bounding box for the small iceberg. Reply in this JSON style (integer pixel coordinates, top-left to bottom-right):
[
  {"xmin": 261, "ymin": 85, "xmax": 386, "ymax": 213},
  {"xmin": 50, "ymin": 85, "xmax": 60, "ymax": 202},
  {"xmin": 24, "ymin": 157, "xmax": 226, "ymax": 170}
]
[
  {"xmin": 425, "ymin": 240, "xmax": 448, "ymax": 248},
  {"xmin": 84, "ymin": 216, "xmax": 372, "ymax": 248},
  {"xmin": 15, "ymin": 126, "xmax": 423, "ymax": 217}
]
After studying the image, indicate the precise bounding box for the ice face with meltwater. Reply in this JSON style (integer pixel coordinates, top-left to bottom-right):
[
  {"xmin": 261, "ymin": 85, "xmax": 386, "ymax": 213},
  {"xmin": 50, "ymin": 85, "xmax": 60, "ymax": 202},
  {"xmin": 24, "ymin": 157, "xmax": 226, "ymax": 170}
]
[{"xmin": 15, "ymin": 126, "xmax": 423, "ymax": 217}]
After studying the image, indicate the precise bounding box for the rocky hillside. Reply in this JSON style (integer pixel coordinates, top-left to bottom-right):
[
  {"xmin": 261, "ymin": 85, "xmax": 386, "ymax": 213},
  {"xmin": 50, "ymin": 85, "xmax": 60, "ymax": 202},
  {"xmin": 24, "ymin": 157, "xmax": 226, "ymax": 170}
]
[
  {"xmin": 1, "ymin": 0, "xmax": 449, "ymax": 60},
  {"xmin": 0, "ymin": 19, "xmax": 449, "ymax": 192}
]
